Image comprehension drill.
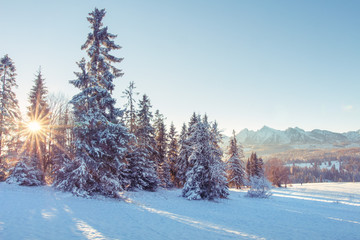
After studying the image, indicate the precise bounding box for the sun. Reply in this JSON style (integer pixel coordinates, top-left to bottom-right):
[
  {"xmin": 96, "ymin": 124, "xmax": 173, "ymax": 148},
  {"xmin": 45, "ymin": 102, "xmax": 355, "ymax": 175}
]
[{"xmin": 28, "ymin": 121, "xmax": 42, "ymax": 133}]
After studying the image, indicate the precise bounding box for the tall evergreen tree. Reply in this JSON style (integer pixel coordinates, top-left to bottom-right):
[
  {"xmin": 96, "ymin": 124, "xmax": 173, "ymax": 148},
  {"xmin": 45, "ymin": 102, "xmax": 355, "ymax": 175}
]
[
  {"xmin": 182, "ymin": 115, "xmax": 228, "ymax": 200},
  {"xmin": 0, "ymin": 55, "xmax": 21, "ymax": 162},
  {"xmin": 246, "ymin": 154, "xmax": 270, "ymax": 198},
  {"xmin": 188, "ymin": 112, "xmax": 198, "ymax": 132},
  {"xmin": 208, "ymin": 120, "xmax": 229, "ymax": 199},
  {"xmin": 27, "ymin": 69, "xmax": 50, "ymax": 124},
  {"xmin": 247, "ymin": 152, "xmax": 264, "ymax": 178},
  {"xmin": 122, "ymin": 81, "xmax": 138, "ymax": 133},
  {"xmin": 175, "ymin": 123, "xmax": 189, "ymax": 187},
  {"xmin": 153, "ymin": 110, "xmax": 172, "ymax": 188},
  {"xmin": 167, "ymin": 122, "xmax": 179, "ymax": 186},
  {"xmin": 257, "ymin": 157, "xmax": 264, "ymax": 176},
  {"xmin": 129, "ymin": 94, "xmax": 158, "ymax": 191},
  {"xmin": 209, "ymin": 120, "xmax": 222, "ymax": 162},
  {"xmin": 175, "ymin": 113, "xmax": 200, "ymax": 187},
  {"xmin": 226, "ymin": 130, "xmax": 245, "ymax": 189},
  {"xmin": 153, "ymin": 110, "xmax": 167, "ymax": 164},
  {"xmin": 23, "ymin": 68, "xmax": 50, "ymax": 182},
  {"xmin": 53, "ymin": 8, "xmax": 131, "ymax": 198}
]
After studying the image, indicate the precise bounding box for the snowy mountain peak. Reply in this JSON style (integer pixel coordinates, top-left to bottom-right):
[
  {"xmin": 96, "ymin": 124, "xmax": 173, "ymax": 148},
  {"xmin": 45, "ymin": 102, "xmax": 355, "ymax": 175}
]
[
  {"xmin": 234, "ymin": 126, "xmax": 360, "ymax": 147},
  {"xmin": 260, "ymin": 125, "xmax": 273, "ymax": 131}
]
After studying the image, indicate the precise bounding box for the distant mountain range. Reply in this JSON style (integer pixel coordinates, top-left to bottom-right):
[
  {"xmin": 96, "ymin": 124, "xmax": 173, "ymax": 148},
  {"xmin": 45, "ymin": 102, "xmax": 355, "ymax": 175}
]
[
  {"xmin": 223, "ymin": 126, "xmax": 360, "ymax": 158},
  {"xmin": 237, "ymin": 126, "xmax": 360, "ymax": 146}
]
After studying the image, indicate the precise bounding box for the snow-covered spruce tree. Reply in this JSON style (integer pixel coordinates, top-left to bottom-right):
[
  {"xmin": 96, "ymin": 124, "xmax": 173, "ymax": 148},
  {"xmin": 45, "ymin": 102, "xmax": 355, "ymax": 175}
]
[
  {"xmin": 154, "ymin": 110, "xmax": 172, "ymax": 188},
  {"xmin": 6, "ymin": 154, "xmax": 45, "ymax": 186},
  {"xmin": 188, "ymin": 112, "xmax": 198, "ymax": 132},
  {"xmin": 182, "ymin": 115, "xmax": 228, "ymax": 200},
  {"xmin": 0, "ymin": 55, "xmax": 21, "ymax": 164},
  {"xmin": 175, "ymin": 123, "xmax": 189, "ymax": 187},
  {"xmin": 122, "ymin": 81, "xmax": 138, "ymax": 134},
  {"xmin": 246, "ymin": 175, "xmax": 272, "ymax": 198},
  {"xmin": 167, "ymin": 122, "xmax": 179, "ymax": 186},
  {"xmin": 175, "ymin": 113, "xmax": 199, "ymax": 187},
  {"xmin": 208, "ymin": 120, "xmax": 229, "ymax": 199},
  {"xmin": 245, "ymin": 152, "xmax": 270, "ymax": 198},
  {"xmin": 2, "ymin": 130, "xmax": 23, "ymax": 181},
  {"xmin": 26, "ymin": 69, "xmax": 50, "ymax": 174},
  {"xmin": 129, "ymin": 94, "xmax": 159, "ymax": 191},
  {"xmin": 54, "ymin": 8, "xmax": 131, "ymax": 198},
  {"xmin": 226, "ymin": 130, "xmax": 246, "ymax": 189}
]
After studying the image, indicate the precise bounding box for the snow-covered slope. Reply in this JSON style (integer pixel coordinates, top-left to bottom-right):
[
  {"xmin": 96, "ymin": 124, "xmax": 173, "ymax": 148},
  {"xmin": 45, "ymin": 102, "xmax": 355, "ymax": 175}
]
[
  {"xmin": 343, "ymin": 130, "xmax": 360, "ymax": 142},
  {"xmin": 1, "ymin": 182, "xmax": 360, "ymax": 239}
]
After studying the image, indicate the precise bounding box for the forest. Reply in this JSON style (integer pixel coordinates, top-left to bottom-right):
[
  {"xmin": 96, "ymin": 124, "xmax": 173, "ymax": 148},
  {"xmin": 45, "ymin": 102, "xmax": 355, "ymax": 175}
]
[
  {"xmin": 0, "ymin": 8, "xmax": 273, "ymax": 200},
  {"xmin": 1, "ymin": 8, "xmax": 356, "ymax": 201}
]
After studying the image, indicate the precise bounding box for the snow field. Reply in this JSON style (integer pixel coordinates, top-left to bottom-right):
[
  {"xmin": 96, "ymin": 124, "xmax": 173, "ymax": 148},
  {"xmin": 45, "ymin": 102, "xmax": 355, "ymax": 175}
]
[{"xmin": 1, "ymin": 182, "xmax": 360, "ymax": 239}]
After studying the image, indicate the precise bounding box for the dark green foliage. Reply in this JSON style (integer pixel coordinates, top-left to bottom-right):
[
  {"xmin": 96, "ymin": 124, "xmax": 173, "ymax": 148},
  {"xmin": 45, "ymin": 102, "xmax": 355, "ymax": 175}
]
[{"xmin": 246, "ymin": 152, "xmax": 264, "ymax": 179}]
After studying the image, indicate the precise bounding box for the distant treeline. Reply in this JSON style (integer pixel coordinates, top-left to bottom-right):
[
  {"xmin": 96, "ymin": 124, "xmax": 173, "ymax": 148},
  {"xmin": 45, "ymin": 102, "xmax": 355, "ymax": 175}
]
[{"xmin": 287, "ymin": 157, "xmax": 360, "ymax": 183}]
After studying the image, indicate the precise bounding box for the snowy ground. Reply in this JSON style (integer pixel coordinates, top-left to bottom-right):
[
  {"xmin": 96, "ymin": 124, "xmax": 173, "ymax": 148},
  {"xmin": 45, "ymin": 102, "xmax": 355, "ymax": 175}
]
[{"xmin": 1, "ymin": 182, "xmax": 360, "ymax": 240}]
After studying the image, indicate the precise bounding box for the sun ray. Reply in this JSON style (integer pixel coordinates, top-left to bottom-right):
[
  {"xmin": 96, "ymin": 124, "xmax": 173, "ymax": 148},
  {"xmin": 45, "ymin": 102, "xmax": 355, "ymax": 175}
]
[
  {"xmin": 15, "ymin": 98, "xmax": 75, "ymax": 185},
  {"xmin": 28, "ymin": 121, "xmax": 41, "ymax": 133}
]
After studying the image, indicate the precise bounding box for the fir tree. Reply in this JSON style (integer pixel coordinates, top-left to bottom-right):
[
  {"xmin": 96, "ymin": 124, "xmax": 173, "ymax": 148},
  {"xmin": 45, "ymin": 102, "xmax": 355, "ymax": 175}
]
[
  {"xmin": 167, "ymin": 122, "xmax": 179, "ymax": 186},
  {"xmin": 1, "ymin": 125, "xmax": 23, "ymax": 181},
  {"xmin": 182, "ymin": 115, "xmax": 228, "ymax": 200},
  {"xmin": 0, "ymin": 55, "xmax": 21, "ymax": 162},
  {"xmin": 7, "ymin": 154, "xmax": 45, "ymax": 186},
  {"xmin": 129, "ymin": 94, "xmax": 158, "ymax": 191},
  {"xmin": 27, "ymin": 69, "xmax": 50, "ymax": 123},
  {"xmin": 246, "ymin": 175, "xmax": 272, "ymax": 198},
  {"xmin": 175, "ymin": 123, "xmax": 189, "ymax": 187},
  {"xmin": 153, "ymin": 110, "xmax": 167, "ymax": 164},
  {"xmin": 226, "ymin": 130, "xmax": 245, "ymax": 189},
  {"xmin": 154, "ymin": 110, "xmax": 172, "ymax": 188},
  {"xmin": 175, "ymin": 113, "xmax": 200, "ymax": 187},
  {"xmin": 257, "ymin": 157, "xmax": 264, "ymax": 176},
  {"xmin": 247, "ymin": 152, "xmax": 264, "ymax": 179},
  {"xmin": 208, "ymin": 120, "xmax": 229, "ymax": 199},
  {"xmin": 26, "ymin": 69, "xmax": 50, "ymax": 173},
  {"xmin": 54, "ymin": 8, "xmax": 131, "ymax": 198},
  {"xmin": 188, "ymin": 112, "xmax": 198, "ymax": 132},
  {"xmin": 122, "ymin": 81, "xmax": 138, "ymax": 133}
]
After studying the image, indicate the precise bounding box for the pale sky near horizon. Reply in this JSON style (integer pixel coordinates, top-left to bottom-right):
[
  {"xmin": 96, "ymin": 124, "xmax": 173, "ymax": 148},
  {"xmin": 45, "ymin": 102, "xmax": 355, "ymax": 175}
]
[{"xmin": 0, "ymin": 0, "xmax": 359, "ymax": 135}]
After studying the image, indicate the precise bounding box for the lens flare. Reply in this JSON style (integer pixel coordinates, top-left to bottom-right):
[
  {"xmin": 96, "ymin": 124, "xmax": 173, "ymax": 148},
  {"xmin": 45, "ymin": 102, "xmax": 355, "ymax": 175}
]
[{"xmin": 28, "ymin": 121, "xmax": 42, "ymax": 133}]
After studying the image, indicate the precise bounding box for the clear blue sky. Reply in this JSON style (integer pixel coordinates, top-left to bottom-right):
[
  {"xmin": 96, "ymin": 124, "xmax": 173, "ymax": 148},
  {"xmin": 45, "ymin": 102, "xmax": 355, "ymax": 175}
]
[{"xmin": 1, "ymin": 0, "xmax": 359, "ymax": 135}]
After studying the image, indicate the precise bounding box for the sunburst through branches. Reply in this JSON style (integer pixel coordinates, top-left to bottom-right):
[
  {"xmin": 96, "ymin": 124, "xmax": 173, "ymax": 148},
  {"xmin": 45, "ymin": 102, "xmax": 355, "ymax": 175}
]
[
  {"xmin": 27, "ymin": 121, "xmax": 41, "ymax": 133},
  {"xmin": 20, "ymin": 108, "xmax": 50, "ymax": 159},
  {"xmin": 18, "ymin": 103, "xmax": 71, "ymax": 171}
]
